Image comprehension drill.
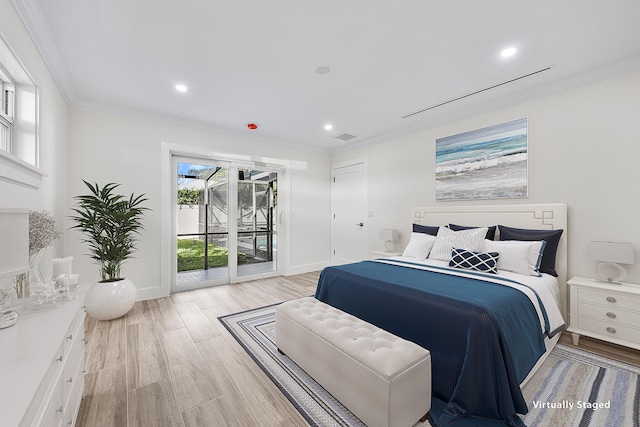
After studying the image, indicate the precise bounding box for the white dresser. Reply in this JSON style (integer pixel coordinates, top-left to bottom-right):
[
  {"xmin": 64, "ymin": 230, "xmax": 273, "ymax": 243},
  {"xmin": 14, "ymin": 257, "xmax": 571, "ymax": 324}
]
[
  {"xmin": 0, "ymin": 290, "xmax": 86, "ymax": 427},
  {"xmin": 567, "ymin": 276, "xmax": 640, "ymax": 350}
]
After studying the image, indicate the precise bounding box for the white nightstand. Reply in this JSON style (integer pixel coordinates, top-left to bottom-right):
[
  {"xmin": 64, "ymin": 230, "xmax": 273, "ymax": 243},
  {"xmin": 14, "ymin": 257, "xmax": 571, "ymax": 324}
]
[
  {"xmin": 370, "ymin": 250, "xmax": 402, "ymax": 259},
  {"xmin": 567, "ymin": 276, "xmax": 640, "ymax": 350}
]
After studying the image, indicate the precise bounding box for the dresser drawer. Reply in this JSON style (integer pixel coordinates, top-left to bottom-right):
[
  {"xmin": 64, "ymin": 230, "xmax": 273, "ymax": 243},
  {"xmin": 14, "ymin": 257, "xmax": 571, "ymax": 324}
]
[
  {"xmin": 63, "ymin": 362, "xmax": 85, "ymax": 427},
  {"xmin": 63, "ymin": 330, "xmax": 85, "ymax": 401},
  {"xmin": 577, "ymin": 317, "xmax": 640, "ymax": 345},
  {"xmin": 40, "ymin": 376, "xmax": 64, "ymax": 427},
  {"xmin": 22, "ymin": 343, "xmax": 65, "ymax": 426},
  {"xmin": 577, "ymin": 287, "xmax": 640, "ymax": 311},
  {"xmin": 577, "ymin": 302, "xmax": 640, "ymax": 327},
  {"xmin": 63, "ymin": 309, "xmax": 85, "ymax": 357}
]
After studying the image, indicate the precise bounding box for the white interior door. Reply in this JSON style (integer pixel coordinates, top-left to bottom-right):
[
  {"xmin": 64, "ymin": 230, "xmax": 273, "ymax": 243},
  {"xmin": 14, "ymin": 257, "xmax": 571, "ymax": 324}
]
[{"xmin": 331, "ymin": 161, "xmax": 367, "ymax": 264}]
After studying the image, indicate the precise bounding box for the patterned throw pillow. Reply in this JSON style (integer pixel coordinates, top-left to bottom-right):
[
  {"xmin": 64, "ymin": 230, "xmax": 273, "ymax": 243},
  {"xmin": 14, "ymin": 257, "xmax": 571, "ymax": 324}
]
[
  {"xmin": 449, "ymin": 248, "xmax": 500, "ymax": 274},
  {"xmin": 428, "ymin": 226, "xmax": 488, "ymax": 261}
]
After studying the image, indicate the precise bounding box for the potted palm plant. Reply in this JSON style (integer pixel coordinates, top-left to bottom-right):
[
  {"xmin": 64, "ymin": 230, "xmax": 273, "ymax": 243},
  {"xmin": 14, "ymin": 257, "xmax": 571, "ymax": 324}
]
[{"xmin": 70, "ymin": 180, "xmax": 148, "ymax": 320}]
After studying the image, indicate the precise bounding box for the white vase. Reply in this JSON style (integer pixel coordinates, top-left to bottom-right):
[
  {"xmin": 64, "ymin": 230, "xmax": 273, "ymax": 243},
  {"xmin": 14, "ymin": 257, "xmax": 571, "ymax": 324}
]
[{"xmin": 84, "ymin": 278, "xmax": 137, "ymax": 321}]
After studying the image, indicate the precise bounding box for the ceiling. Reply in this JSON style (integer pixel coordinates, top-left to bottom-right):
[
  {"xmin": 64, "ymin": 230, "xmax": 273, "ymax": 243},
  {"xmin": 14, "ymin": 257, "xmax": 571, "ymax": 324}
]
[{"xmin": 12, "ymin": 0, "xmax": 640, "ymax": 152}]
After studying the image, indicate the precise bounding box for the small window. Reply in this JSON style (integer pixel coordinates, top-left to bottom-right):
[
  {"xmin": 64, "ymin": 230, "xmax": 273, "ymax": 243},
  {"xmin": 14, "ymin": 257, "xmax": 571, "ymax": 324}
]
[
  {"xmin": 0, "ymin": 75, "xmax": 15, "ymax": 154},
  {"xmin": 0, "ymin": 31, "xmax": 42, "ymax": 188}
]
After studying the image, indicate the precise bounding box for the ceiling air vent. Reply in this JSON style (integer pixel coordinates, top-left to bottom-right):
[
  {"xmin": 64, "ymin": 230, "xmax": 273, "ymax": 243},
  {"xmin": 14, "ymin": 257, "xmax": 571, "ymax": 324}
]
[
  {"xmin": 333, "ymin": 133, "xmax": 357, "ymax": 141},
  {"xmin": 402, "ymin": 65, "xmax": 554, "ymax": 119}
]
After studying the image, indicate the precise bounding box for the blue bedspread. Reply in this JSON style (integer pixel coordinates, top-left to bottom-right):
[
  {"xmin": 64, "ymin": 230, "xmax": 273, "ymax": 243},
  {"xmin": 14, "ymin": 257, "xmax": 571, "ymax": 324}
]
[{"xmin": 314, "ymin": 260, "xmax": 553, "ymax": 426}]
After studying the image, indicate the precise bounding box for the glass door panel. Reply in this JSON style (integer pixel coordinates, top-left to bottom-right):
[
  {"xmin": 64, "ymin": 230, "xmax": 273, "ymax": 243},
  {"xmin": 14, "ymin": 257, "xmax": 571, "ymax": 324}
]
[
  {"xmin": 176, "ymin": 161, "xmax": 229, "ymax": 289},
  {"xmin": 237, "ymin": 169, "xmax": 277, "ymax": 277}
]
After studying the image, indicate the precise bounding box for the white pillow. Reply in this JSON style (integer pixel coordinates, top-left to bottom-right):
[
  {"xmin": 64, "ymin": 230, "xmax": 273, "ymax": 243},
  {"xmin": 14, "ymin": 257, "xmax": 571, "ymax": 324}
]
[
  {"xmin": 483, "ymin": 239, "xmax": 531, "ymax": 276},
  {"xmin": 428, "ymin": 226, "xmax": 488, "ymax": 261},
  {"xmin": 527, "ymin": 240, "xmax": 547, "ymax": 276},
  {"xmin": 483, "ymin": 239, "xmax": 547, "ymax": 276},
  {"xmin": 402, "ymin": 232, "xmax": 436, "ymax": 260}
]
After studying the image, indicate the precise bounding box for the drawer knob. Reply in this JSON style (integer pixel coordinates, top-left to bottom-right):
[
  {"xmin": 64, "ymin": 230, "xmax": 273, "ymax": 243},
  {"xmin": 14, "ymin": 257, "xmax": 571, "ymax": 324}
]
[
  {"xmin": 606, "ymin": 312, "xmax": 617, "ymax": 319},
  {"xmin": 55, "ymin": 356, "xmax": 63, "ymax": 363},
  {"xmin": 67, "ymin": 334, "xmax": 73, "ymax": 340},
  {"xmin": 606, "ymin": 296, "xmax": 617, "ymax": 303},
  {"xmin": 56, "ymin": 406, "xmax": 63, "ymax": 413},
  {"xmin": 67, "ymin": 377, "xmax": 73, "ymax": 383},
  {"xmin": 606, "ymin": 327, "xmax": 616, "ymax": 334}
]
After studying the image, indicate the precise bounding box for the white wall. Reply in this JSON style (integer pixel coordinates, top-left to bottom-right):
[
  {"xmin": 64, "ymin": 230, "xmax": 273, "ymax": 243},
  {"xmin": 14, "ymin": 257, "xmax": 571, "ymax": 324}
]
[
  {"xmin": 0, "ymin": 1, "xmax": 69, "ymax": 285},
  {"xmin": 332, "ymin": 71, "xmax": 640, "ymax": 285},
  {"xmin": 67, "ymin": 109, "xmax": 331, "ymax": 299}
]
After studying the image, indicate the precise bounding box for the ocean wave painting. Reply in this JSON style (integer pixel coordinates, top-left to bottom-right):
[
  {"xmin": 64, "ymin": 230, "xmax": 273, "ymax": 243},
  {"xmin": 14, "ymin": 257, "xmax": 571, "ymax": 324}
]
[{"xmin": 436, "ymin": 118, "xmax": 528, "ymax": 201}]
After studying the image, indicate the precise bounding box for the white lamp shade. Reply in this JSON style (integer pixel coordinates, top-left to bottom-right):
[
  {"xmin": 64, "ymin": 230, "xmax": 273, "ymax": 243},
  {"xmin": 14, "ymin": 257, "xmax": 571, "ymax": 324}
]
[
  {"xmin": 380, "ymin": 229, "xmax": 399, "ymax": 241},
  {"xmin": 0, "ymin": 209, "xmax": 29, "ymax": 279},
  {"xmin": 588, "ymin": 241, "xmax": 635, "ymax": 264}
]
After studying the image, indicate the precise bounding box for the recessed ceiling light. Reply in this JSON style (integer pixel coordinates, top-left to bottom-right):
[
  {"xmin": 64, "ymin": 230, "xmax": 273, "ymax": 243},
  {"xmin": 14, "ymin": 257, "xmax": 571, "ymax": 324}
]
[
  {"xmin": 316, "ymin": 66, "xmax": 331, "ymax": 75},
  {"xmin": 175, "ymin": 84, "xmax": 188, "ymax": 92},
  {"xmin": 500, "ymin": 47, "xmax": 517, "ymax": 58},
  {"xmin": 324, "ymin": 123, "xmax": 333, "ymax": 131}
]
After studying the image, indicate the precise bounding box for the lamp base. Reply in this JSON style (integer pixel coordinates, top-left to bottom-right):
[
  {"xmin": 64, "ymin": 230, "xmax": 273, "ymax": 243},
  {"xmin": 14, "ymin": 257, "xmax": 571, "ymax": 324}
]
[
  {"xmin": 595, "ymin": 262, "xmax": 626, "ymax": 285},
  {"xmin": 0, "ymin": 310, "xmax": 19, "ymax": 329},
  {"xmin": 385, "ymin": 240, "xmax": 395, "ymax": 252}
]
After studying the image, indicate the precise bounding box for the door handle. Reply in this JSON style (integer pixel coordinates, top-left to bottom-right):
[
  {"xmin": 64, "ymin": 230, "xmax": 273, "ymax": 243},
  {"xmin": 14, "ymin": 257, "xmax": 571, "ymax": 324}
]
[{"xmin": 355, "ymin": 223, "xmax": 363, "ymax": 227}]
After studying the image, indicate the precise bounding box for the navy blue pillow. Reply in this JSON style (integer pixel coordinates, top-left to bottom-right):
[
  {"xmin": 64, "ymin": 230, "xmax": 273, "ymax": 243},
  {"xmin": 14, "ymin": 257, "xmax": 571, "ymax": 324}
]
[
  {"xmin": 449, "ymin": 223, "xmax": 497, "ymax": 241},
  {"xmin": 498, "ymin": 225, "xmax": 563, "ymax": 277},
  {"xmin": 449, "ymin": 248, "xmax": 500, "ymax": 274},
  {"xmin": 412, "ymin": 223, "xmax": 439, "ymax": 236}
]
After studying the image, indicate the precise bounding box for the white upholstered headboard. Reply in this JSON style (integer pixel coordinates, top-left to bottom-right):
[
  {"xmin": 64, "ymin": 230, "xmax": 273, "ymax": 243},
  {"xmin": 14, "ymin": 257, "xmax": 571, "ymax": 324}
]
[{"xmin": 411, "ymin": 203, "xmax": 568, "ymax": 318}]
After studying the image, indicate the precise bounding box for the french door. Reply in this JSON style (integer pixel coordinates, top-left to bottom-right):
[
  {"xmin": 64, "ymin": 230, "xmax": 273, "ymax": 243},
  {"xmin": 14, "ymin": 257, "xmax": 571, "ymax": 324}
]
[{"xmin": 172, "ymin": 156, "xmax": 279, "ymax": 292}]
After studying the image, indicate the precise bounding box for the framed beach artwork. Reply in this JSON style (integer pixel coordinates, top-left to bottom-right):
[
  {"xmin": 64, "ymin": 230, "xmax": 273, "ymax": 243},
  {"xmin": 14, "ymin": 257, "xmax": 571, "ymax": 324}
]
[{"xmin": 435, "ymin": 118, "xmax": 528, "ymax": 201}]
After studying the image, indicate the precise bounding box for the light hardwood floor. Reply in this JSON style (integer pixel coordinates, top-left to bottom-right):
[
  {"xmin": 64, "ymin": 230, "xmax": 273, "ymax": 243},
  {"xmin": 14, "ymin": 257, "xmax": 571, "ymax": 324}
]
[
  {"xmin": 77, "ymin": 272, "xmax": 640, "ymax": 427},
  {"xmin": 78, "ymin": 272, "xmax": 319, "ymax": 427}
]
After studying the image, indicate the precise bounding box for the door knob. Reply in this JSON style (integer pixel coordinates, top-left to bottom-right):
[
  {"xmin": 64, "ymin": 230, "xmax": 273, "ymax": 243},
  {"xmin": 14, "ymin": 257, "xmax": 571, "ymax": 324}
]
[{"xmin": 355, "ymin": 223, "xmax": 363, "ymax": 227}]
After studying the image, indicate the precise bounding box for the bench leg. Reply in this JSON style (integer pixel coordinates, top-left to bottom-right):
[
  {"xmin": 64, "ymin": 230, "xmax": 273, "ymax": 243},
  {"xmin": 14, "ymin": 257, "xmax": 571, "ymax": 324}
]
[{"xmin": 419, "ymin": 412, "xmax": 429, "ymax": 423}]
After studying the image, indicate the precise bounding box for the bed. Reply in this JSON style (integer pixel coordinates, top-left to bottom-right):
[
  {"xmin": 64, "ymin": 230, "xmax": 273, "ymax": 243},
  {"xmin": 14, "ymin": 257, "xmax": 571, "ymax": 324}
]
[{"xmin": 314, "ymin": 204, "xmax": 568, "ymax": 427}]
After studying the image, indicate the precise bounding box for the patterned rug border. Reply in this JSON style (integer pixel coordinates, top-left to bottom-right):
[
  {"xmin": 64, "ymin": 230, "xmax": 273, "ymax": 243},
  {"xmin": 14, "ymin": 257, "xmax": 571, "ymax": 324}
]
[
  {"xmin": 550, "ymin": 342, "xmax": 640, "ymax": 374},
  {"xmin": 219, "ymin": 303, "xmax": 640, "ymax": 427},
  {"xmin": 216, "ymin": 302, "xmax": 314, "ymax": 423},
  {"xmin": 219, "ymin": 302, "xmax": 364, "ymax": 427}
]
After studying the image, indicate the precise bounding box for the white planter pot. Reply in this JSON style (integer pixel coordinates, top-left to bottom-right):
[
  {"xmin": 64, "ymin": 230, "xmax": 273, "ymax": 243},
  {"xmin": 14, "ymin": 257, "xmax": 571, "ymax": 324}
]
[{"xmin": 84, "ymin": 278, "xmax": 137, "ymax": 321}]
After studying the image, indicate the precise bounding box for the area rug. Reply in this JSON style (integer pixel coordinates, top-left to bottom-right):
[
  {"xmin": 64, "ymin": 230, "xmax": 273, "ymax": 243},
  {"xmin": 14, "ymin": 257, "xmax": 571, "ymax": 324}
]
[{"xmin": 219, "ymin": 303, "xmax": 640, "ymax": 427}]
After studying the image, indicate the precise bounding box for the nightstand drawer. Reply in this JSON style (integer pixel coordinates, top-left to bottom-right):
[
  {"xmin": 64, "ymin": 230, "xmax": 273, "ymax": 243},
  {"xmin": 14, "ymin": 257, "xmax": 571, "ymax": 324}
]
[
  {"xmin": 577, "ymin": 302, "xmax": 640, "ymax": 327},
  {"xmin": 577, "ymin": 317, "xmax": 640, "ymax": 345},
  {"xmin": 577, "ymin": 287, "xmax": 640, "ymax": 311}
]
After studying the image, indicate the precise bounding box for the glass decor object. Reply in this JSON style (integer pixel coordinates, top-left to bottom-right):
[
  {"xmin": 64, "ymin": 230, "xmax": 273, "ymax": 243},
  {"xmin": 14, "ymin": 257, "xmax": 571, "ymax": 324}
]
[
  {"xmin": 14, "ymin": 211, "xmax": 62, "ymax": 299},
  {"xmin": 588, "ymin": 241, "xmax": 635, "ymax": 284},
  {"xmin": 15, "ymin": 247, "xmax": 47, "ymax": 299},
  {"xmin": 0, "ymin": 288, "xmax": 18, "ymax": 329}
]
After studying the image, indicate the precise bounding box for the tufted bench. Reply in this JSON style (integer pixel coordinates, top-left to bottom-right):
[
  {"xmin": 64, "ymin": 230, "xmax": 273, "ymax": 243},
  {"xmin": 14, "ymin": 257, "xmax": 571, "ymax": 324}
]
[{"xmin": 275, "ymin": 297, "xmax": 431, "ymax": 427}]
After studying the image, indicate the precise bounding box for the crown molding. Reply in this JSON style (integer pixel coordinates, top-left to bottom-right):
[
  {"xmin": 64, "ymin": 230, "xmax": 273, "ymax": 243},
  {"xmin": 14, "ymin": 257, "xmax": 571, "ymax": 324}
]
[{"xmin": 11, "ymin": 0, "xmax": 76, "ymax": 103}]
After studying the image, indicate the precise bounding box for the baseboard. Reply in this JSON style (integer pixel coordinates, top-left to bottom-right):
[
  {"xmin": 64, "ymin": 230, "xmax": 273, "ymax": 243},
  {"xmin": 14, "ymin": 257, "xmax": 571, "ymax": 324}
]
[{"xmin": 286, "ymin": 261, "xmax": 330, "ymax": 276}]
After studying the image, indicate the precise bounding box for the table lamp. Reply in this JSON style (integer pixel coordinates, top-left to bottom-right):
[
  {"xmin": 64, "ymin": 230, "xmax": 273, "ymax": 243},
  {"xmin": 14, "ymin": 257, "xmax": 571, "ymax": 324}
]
[
  {"xmin": 588, "ymin": 241, "xmax": 635, "ymax": 284},
  {"xmin": 380, "ymin": 229, "xmax": 399, "ymax": 252}
]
